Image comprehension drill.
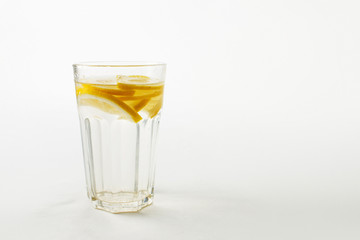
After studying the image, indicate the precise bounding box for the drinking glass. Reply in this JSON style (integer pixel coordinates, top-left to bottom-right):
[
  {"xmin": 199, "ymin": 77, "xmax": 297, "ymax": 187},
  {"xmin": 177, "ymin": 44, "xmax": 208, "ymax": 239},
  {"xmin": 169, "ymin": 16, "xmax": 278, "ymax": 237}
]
[{"xmin": 73, "ymin": 62, "xmax": 166, "ymax": 213}]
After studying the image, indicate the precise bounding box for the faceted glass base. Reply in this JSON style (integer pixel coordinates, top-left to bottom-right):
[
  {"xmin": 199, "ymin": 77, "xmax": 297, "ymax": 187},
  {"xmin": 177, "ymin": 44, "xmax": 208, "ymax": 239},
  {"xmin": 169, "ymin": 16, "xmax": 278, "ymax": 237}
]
[{"xmin": 90, "ymin": 192, "xmax": 153, "ymax": 213}]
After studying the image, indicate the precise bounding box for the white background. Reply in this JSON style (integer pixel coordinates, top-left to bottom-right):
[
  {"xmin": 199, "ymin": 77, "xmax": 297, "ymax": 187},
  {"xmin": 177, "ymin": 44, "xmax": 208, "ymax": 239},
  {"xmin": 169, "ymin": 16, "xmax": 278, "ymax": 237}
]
[{"xmin": 1, "ymin": 0, "xmax": 360, "ymax": 239}]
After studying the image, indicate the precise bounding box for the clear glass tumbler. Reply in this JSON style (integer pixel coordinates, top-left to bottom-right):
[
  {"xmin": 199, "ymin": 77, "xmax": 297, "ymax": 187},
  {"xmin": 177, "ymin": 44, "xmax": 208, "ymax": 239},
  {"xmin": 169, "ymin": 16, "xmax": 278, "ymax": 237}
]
[{"xmin": 73, "ymin": 62, "xmax": 166, "ymax": 213}]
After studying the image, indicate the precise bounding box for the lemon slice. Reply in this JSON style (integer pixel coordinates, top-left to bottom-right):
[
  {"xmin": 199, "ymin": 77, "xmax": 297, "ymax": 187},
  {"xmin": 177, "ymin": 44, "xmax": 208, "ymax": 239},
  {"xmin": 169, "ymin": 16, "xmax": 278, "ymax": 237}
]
[
  {"xmin": 119, "ymin": 98, "xmax": 150, "ymax": 112},
  {"xmin": 117, "ymin": 82, "xmax": 164, "ymax": 90},
  {"xmin": 117, "ymin": 75, "xmax": 150, "ymax": 83},
  {"xmin": 80, "ymin": 83, "xmax": 135, "ymax": 96},
  {"xmin": 116, "ymin": 75, "xmax": 164, "ymax": 90},
  {"xmin": 77, "ymin": 88, "xmax": 142, "ymax": 123},
  {"xmin": 133, "ymin": 98, "xmax": 151, "ymax": 112},
  {"xmin": 91, "ymin": 86, "xmax": 135, "ymax": 96},
  {"xmin": 141, "ymin": 96, "xmax": 163, "ymax": 118},
  {"xmin": 114, "ymin": 90, "xmax": 163, "ymax": 101}
]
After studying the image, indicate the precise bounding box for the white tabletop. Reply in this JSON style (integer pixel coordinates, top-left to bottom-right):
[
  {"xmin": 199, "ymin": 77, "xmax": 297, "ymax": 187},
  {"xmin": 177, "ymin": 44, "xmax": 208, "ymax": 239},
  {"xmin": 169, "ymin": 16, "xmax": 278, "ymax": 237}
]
[{"xmin": 2, "ymin": 120, "xmax": 360, "ymax": 239}]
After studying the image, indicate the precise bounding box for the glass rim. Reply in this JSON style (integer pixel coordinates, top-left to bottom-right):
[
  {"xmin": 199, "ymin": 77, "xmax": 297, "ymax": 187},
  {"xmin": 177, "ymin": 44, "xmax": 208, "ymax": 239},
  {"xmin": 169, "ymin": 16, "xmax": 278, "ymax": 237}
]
[{"xmin": 73, "ymin": 61, "xmax": 166, "ymax": 68}]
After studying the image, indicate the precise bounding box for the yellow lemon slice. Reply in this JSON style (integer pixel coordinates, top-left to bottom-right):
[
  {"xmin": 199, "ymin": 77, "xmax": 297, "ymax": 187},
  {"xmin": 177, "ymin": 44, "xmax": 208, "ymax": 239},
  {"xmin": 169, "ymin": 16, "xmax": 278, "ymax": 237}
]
[
  {"xmin": 132, "ymin": 98, "xmax": 151, "ymax": 112},
  {"xmin": 77, "ymin": 88, "xmax": 142, "ymax": 123},
  {"xmin": 79, "ymin": 83, "xmax": 135, "ymax": 96},
  {"xmin": 91, "ymin": 86, "xmax": 135, "ymax": 96},
  {"xmin": 141, "ymin": 96, "xmax": 163, "ymax": 118},
  {"xmin": 116, "ymin": 75, "xmax": 164, "ymax": 90},
  {"xmin": 121, "ymin": 99, "xmax": 150, "ymax": 112},
  {"xmin": 117, "ymin": 75, "xmax": 150, "ymax": 83},
  {"xmin": 114, "ymin": 90, "xmax": 163, "ymax": 101},
  {"xmin": 117, "ymin": 82, "xmax": 164, "ymax": 90}
]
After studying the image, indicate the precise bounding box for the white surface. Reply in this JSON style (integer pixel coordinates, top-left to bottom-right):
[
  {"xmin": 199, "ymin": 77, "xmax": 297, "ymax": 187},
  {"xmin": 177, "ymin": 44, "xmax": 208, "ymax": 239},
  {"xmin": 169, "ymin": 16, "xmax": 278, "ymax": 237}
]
[{"xmin": 1, "ymin": 0, "xmax": 360, "ymax": 239}]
